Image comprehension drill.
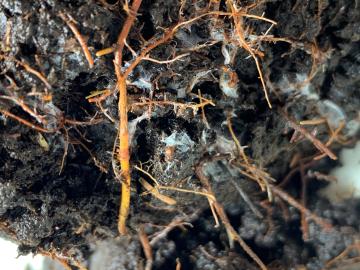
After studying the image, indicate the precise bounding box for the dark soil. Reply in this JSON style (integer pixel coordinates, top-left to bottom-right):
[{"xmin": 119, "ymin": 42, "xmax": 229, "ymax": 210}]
[{"xmin": 0, "ymin": 0, "xmax": 359, "ymax": 269}]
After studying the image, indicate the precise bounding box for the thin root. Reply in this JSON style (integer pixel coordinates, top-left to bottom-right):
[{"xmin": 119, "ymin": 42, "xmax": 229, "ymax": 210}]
[{"xmin": 59, "ymin": 12, "xmax": 94, "ymax": 68}]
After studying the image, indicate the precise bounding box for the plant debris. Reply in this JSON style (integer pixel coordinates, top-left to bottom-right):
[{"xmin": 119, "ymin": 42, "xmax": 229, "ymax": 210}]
[{"xmin": 0, "ymin": 0, "xmax": 359, "ymax": 269}]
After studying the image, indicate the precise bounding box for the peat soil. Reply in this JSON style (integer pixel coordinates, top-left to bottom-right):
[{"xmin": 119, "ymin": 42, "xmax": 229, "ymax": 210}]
[{"xmin": 0, "ymin": 0, "xmax": 359, "ymax": 269}]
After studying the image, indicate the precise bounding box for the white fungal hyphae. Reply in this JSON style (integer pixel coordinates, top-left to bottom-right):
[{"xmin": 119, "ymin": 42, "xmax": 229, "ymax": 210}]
[
  {"xmin": 187, "ymin": 70, "xmax": 213, "ymax": 93},
  {"xmin": 128, "ymin": 111, "xmax": 150, "ymax": 145},
  {"xmin": 208, "ymin": 135, "xmax": 237, "ymax": 155},
  {"xmin": 317, "ymin": 99, "xmax": 346, "ymax": 129},
  {"xmin": 319, "ymin": 142, "xmax": 360, "ymax": 202},
  {"xmin": 346, "ymin": 117, "xmax": 360, "ymax": 137},
  {"xmin": 221, "ymin": 43, "xmax": 238, "ymax": 65},
  {"xmin": 219, "ymin": 66, "xmax": 239, "ymax": 98},
  {"xmin": 42, "ymin": 101, "xmax": 63, "ymax": 130},
  {"xmin": 278, "ymin": 73, "xmax": 319, "ymax": 100},
  {"xmin": 162, "ymin": 131, "xmax": 195, "ymax": 153},
  {"xmin": 131, "ymin": 78, "xmax": 153, "ymax": 91},
  {"xmin": 130, "ymin": 66, "xmax": 153, "ymax": 91}
]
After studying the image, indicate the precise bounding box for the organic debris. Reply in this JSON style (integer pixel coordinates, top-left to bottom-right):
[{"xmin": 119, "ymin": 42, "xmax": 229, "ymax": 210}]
[{"xmin": 0, "ymin": 0, "xmax": 359, "ymax": 270}]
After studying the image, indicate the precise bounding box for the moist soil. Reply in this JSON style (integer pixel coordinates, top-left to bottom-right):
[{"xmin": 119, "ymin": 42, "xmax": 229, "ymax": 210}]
[{"xmin": 0, "ymin": 1, "xmax": 359, "ymax": 269}]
